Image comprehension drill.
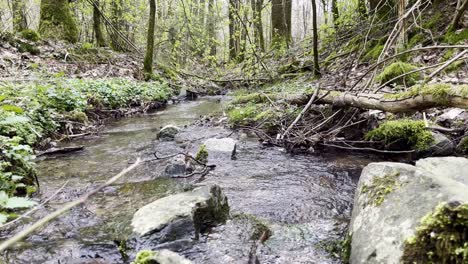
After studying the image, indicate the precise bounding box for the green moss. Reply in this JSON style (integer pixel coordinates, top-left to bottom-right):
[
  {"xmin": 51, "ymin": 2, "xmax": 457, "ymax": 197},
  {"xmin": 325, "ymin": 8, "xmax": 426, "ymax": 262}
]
[
  {"xmin": 457, "ymin": 137, "xmax": 468, "ymax": 154},
  {"xmin": 65, "ymin": 111, "xmax": 88, "ymax": 123},
  {"xmin": 407, "ymin": 34, "xmax": 425, "ymax": 48},
  {"xmin": 402, "ymin": 202, "xmax": 468, "ymax": 264},
  {"xmin": 363, "ymin": 44, "xmax": 384, "ymax": 61},
  {"xmin": 227, "ymin": 103, "xmax": 263, "ymax": 126},
  {"xmin": 366, "ymin": 119, "xmax": 434, "ymax": 150},
  {"xmin": 38, "ymin": 0, "xmax": 78, "ymax": 43},
  {"xmin": 17, "ymin": 42, "xmax": 40, "ymax": 55},
  {"xmin": 20, "ymin": 29, "xmax": 40, "ymax": 42},
  {"xmin": 361, "ymin": 171, "xmax": 401, "ymax": 206},
  {"xmin": 376, "ymin": 62, "xmax": 420, "ymax": 86},
  {"xmin": 195, "ymin": 144, "xmax": 208, "ymax": 164},
  {"xmin": 422, "ymin": 12, "xmax": 443, "ymax": 30},
  {"xmin": 321, "ymin": 233, "xmax": 352, "ymax": 263},
  {"xmin": 133, "ymin": 250, "xmax": 156, "ymax": 264},
  {"xmin": 384, "ymin": 84, "xmax": 468, "ymax": 104},
  {"xmin": 232, "ymin": 93, "xmax": 271, "ymax": 105},
  {"xmin": 443, "ymin": 29, "xmax": 468, "ymax": 45}
]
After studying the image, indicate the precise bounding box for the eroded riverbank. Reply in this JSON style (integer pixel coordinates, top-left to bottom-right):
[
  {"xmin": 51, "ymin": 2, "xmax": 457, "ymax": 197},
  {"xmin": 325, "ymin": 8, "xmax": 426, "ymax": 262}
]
[{"xmin": 1, "ymin": 97, "xmax": 380, "ymax": 264}]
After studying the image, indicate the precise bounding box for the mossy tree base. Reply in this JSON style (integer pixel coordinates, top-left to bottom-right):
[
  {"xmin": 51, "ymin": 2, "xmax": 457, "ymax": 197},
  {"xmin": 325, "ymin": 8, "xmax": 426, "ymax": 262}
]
[{"xmin": 38, "ymin": 0, "xmax": 78, "ymax": 43}]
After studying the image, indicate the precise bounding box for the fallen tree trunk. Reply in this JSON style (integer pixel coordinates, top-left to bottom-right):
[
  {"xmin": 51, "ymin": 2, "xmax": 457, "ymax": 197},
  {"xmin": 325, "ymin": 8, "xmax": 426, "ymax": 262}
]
[{"xmin": 277, "ymin": 88, "xmax": 468, "ymax": 113}]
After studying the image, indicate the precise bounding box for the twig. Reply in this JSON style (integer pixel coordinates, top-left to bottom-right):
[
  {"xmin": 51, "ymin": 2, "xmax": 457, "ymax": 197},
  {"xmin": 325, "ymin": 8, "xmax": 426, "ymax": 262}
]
[
  {"xmin": 281, "ymin": 87, "xmax": 320, "ymax": 140},
  {"xmin": 321, "ymin": 143, "xmax": 415, "ymax": 154},
  {"xmin": 425, "ymin": 50, "xmax": 468, "ymax": 83},
  {"xmin": 0, "ymin": 158, "xmax": 141, "ymax": 252}
]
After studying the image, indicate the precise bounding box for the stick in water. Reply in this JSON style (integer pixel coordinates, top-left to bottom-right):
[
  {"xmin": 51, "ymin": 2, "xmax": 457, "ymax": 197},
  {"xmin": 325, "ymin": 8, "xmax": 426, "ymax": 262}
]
[{"xmin": 0, "ymin": 158, "xmax": 141, "ymax": 252}]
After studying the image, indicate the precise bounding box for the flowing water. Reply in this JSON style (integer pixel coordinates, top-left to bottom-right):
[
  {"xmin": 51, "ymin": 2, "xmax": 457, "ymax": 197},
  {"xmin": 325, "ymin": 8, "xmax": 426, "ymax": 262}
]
[{"xmin": 0, "ymin": 97, "xmax": 378, "ymax": 264}]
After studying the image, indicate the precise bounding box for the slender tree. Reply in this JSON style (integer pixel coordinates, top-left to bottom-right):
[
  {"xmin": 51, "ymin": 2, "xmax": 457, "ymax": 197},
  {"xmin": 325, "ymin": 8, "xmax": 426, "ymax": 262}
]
[
  {"xmin": 228, "ymin": 0, "xmax": 240, "ymax": 60},
  {"xmin": 207, "ymin": 0, "xmax": 217, "ymax": 56},
  {"xmin": 92, "ymin": 0, "xmax": 106, "ymax": 47},
  {"xmin": 331, "ymin": 0, "xmax": 339, "ymax": 27},
  {"xmin": 144, "ymin": 0, "xmax": 156, "ymax": 79},
  {"xmin": 311, "ymin": 0, "xmax": 320, "ymax": 77},
  {"xmin": 271, "ymin": 0, "xmax": 292, "ymax": 48},
  {"xmin": 251, "ymin": 0, "xmax": 265, "ymax": 51},
  {"xmin": 12, "ymin": 0, "xmax": 27, "ymax": 32},
  {"xmin": 110, "ymin": 0, "xmax": 125, "ymax": 51},
  {"xmin": 39, "ymin": 0, "xmax": 78, "ymax": 43}
]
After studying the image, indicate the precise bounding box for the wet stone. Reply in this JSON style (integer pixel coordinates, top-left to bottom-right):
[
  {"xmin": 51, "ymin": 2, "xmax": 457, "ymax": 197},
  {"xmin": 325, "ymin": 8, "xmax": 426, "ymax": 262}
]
[
  {"xmin": 203, "ymin": 138, "xmax": 237, "ymax": 161},
  {"xmin": 130, "ymin": 185, "xmax": 229, "ymax": 249},
  {"xmin": 157, "ymin": 125, "xmax": 180, "ymax": 141}
]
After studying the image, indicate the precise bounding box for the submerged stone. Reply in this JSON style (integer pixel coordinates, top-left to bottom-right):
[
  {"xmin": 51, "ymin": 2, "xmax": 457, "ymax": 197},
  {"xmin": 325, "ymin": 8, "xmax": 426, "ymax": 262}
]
[
  {"xmin": 164, "ymin": 154, "xmax": 193, "ymax": 177},
  {"xmin": 131, "ymin": 185, "xmax": 229, "ymax": 243},
  {"xmin": 157, "ymin": 125, "xmax": 180, "ymax": 141},
  {"xmin": 425, "ymin": 132, "xmax": 454, "ymax": 156},
  {"xmin": 349, "ymin": 157, "xmax": 468, "ymax": 264}
]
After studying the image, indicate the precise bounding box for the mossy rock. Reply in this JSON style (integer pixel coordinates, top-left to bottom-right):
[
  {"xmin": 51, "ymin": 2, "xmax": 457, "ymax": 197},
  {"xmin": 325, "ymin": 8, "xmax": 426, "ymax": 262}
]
[
  {"xmin": 20, "ymin": 29, "xmax": 41, "ymax": 42},
  {"xmin": 376, "ymin": 62, "xmax": 420, "ymax": 86},
  {"xmin": 361, "ymin": 172, "xmax": 401, "ymax": 207},
  {"xmin": 402, "ymin": 202, "xmax": 468, "ymax": 264},
  {"xmin": 366, "ymin": 119, "xmax": 434, "ymax": 150},
  {"xmin": 17, "ymin": 41, "xmax": 41, "ymax": 55},
  {"xmin": 195, "ymin": 144, "xmax": 208, "ymax": 164}
]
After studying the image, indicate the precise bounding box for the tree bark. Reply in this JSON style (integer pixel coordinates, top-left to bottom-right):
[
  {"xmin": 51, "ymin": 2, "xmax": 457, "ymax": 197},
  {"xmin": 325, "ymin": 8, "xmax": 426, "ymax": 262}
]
[
  {"xmin": 12, "ymin": 0, "xmax": 27, "ymax": 32},
  {"xmin": 448, "ymin": 0, "xmax": 468, "ymax": 32},
  {"xmin": 229, "ymin": 0, "xmax": 240, "ymax": 60},
  {"xmin": 144, "ymin": 0, "xmax": 156, "ymax": 79},
  {"xmin": 311, "ymin": 0, "xmax": 321, "ymax": 77},
  {"xmin": 251, "ymin": 0, "xmax": 265, "ymax": 51},
  {"xmin": 207, "ymin": 0, "xmax": 217, "ymax": 56},
  {"xmin": 331, "ymin": 0, "xmax": 339, "ymax": 27},
  {"xmin": 110, "ymin": 0, "xmax": 125, "ymax": 51},
  {"xmin": 271, "ymin": 0, "xmax": 292, "ymax": 48},
  {"xmin": 92, "ymin": 0, "xmax": 106, "ymax": 47},
  {"xmin": 39, "ymin": 0, "xmax": 78, "ymax": 43}
]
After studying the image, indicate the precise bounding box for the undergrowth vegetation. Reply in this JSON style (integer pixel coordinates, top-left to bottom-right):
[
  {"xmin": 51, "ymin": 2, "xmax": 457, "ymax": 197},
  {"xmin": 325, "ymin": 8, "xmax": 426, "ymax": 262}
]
[{"xmin": 0, "ymin": 78, "xmax": 173, "ymax": 224}]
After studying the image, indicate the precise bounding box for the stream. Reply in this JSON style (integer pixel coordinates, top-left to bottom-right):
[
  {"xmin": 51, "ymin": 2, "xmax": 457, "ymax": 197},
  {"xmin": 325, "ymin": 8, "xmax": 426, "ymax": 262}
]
[{"xmin": 0, "ymin": 97, "xmax": 379, "ymax": 264}]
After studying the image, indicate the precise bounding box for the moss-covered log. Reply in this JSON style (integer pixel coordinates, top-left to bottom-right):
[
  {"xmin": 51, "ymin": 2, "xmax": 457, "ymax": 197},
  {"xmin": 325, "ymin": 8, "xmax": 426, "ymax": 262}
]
[
  {"xmin": 273, "ymin": 84, "xmax": 468, "ymax": 113},
  {"xmin": 38, "ymin": 0, "xmax": 78, "ymax": 43}
]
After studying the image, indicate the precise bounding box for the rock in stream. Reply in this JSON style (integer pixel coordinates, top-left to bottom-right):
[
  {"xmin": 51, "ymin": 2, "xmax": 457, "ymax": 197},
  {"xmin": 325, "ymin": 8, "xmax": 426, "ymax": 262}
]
[{"xmin": 349, "ymin": 157, "xmax": 468, "ymax": 264}]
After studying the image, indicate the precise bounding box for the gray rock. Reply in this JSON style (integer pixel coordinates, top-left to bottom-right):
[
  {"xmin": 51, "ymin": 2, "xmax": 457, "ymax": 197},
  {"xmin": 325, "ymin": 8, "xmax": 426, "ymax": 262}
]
[
  {"xmin": 157, "ymin": 125, "xmax": 180, "ymax": 141},
  {"xmin": 204, "ymin": 138, "xmax": 237, "ymax": 160},
  {"xmin": 135, "ymin": 249, "xmax": 192, "ymax": 264},
  {"xmin": 131, "ymin": 185, "xmax": 229, "ymax": 243},
  {"xmin": 164, "ymin": 154, "xmax": 193, "ymax": 177},
  {"xmin": 426, "ymin": 132, "xmax": 454, "ymax": 156},
  {"xmin": 349, "ymin": 157, "xmax": 468, "ymax": 264},
  {"xmin": 436, "ymin": 108, "xmax": 467, "ymax": 127}
]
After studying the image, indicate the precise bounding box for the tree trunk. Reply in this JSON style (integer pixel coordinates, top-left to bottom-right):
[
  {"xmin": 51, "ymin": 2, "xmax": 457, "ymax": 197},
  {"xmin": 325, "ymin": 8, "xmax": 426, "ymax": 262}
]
[
  {"xmin": 229, "ymin": 0, "xmax": 238, "ymax": 60},
  {"xmin": 207, "ymin": 0, "xmax": 217, "ymax": 56},
  {"xmin": 311, "ymin": 0, "xmax": 321, "ymax": 77},
  {"xmin": 271, "ymin": 0, "xmax": 292, "ymax": 48},
  {"xmin": 39, "ymin": 0, "xmax": 78, "ymax": 43},
  {"xmin": 331, "ymin": 0, "xmax": 339, "ymax": 27},
  {"xmin": 92, "ymin": 0, "xmax": 106, "ymax": 47},
  {"xmin": 397, "ymin": 0, "xmax": 408, "ymax": 48},
  {"xmin": 251, "ymin": 0, "xmax": 265, "ymax": 51},
  {"xmin": 448, "ymin": 0, "xmax": 468, "ymax": 32},
  {"xmin": 12, "ymin": 0, "xmax": 27, "ymax": 32},
  {"xmin": 144, "ymin": 0, "xmax": 156, "ymax": 79},
  {"xmin": 110, "ymin": 0, "xmax": 125, "ymax": 51}
]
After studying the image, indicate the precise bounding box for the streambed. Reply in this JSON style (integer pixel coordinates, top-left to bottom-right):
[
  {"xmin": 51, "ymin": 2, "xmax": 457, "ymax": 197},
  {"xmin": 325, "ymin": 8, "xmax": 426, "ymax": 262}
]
[{"xmin": 1, "ymin": 97, "xmax": 378, "ymax": 264}]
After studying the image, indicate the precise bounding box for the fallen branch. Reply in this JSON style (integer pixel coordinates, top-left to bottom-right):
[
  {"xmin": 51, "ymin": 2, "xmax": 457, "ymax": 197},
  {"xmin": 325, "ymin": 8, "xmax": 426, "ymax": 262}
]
[
  {"xmin": 321, "ymin": 142, "xmax": 415, "ymax": 154},
  {"xmin": 425, "ymin": 50, "xmax": 468, "ymax": 82},
  {"xmin": 37, "ymin": 146, "xmax": 85, "ymax": 157},
  {"xmin": 0, "ymin": 158, "xmax": 141, "ymax": 252}
]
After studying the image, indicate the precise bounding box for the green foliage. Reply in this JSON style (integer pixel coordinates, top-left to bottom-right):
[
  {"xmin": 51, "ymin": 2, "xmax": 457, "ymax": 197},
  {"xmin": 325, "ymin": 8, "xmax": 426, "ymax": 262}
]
[
  {"xmin": 132, "ymin": 250, "xmax": 156, "ymax": 264},
  {"xmin": 365, "ymin": 119, "xmax": 434, "ymax": 150},
  {"xmin": 422, "ymin": 12, "xmax": 443, "ymax": 31},
  {"xmin": 361, "ymin": 172, "xmax": 401, "ymax": 206},
  {"xmin": 407, "ymin": 33, "xmax": 425, "ymax": 48},
  {"xmin": 457, "ymin": 137, "xmax": 468, "ymax": 154},
  {"xmin": 443, "ymin": 29, "xmax": 468, "ymax": 45},
  {"xmin": 363, "ymin": 44, "xmax": 384, "ymax": 61},
  {"xmin": 376, "ymin": 62, "xmax": 420, "ymax": 86},
  {"xmin": 20, "ymin": 29, "xmax": 41, "ymax": 42},
  {"xmin": 195, "ymin": 144, "xmax": 208, "ymax": 164},
  {"xmin": 384, "ymin": 84, "xmax": 468, "ymax": 104},
  {"xmin": 17, "ymin": 42, "xmax": 41, "ymax": 55},
  {"xmin": 402, "ymin": 202, "xmax": 468, "ymax": 264}
]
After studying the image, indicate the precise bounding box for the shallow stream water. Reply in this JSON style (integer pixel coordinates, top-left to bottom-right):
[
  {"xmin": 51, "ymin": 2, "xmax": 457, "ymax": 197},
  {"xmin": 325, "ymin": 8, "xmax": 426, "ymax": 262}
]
[{"xmin": 1, "ymin": 97, "xmax": 378, "ymax": 264}]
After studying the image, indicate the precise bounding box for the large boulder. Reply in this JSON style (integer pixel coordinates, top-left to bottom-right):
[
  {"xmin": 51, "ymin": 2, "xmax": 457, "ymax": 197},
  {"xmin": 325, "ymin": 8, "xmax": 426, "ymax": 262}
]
[
  {"xmin": 157, "ymin": 125, "xmax": 180, "ymax": 141},
  {"xmin": 131, "ymin": 185, "xmax": 229, "ymax": 244},
  {"xmin": 349, "ymin": 157, "xmax": 468, "ymax": 264}
]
